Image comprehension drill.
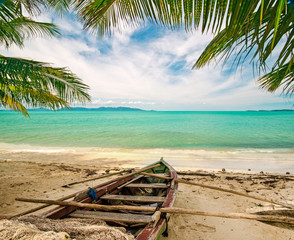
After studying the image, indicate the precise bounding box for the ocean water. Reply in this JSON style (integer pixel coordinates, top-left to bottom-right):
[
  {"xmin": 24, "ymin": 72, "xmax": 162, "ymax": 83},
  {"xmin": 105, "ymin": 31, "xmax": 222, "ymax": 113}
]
[{"xmin": 0, "ymin": 110, "xmax": 293, "ymax": 152}]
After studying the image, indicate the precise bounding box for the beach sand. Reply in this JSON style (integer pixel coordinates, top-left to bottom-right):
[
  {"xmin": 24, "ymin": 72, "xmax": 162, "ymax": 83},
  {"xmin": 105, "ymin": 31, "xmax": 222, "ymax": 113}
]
[{"xmin": 0, "ymin": 149, "xmax": 293, "ymax": 239}]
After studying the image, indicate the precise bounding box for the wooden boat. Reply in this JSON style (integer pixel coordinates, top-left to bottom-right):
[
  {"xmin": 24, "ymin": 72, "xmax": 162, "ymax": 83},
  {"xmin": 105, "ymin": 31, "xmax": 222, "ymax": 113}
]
[{"xmin": 42, "ymin": 158, "xmax": 178, "ymax": 239}]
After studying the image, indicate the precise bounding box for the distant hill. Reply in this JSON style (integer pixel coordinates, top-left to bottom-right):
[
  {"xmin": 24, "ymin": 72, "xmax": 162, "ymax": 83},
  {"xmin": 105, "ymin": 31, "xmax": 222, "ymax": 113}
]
[
  {"xmin": 71, "ymin": 107, "xmax": 146, "ymax": 111},
  {"xmin": 247, "ymin": 109, "xmax": 294, "ymax": 112},
  {"xmin": 26, "ymin": 107, "xmax": 148, "ymax": 112}
]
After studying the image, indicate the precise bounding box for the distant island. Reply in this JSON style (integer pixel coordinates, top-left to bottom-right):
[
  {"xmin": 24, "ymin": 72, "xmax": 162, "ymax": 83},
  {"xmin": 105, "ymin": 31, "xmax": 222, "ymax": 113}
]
[
  {"xmin": 70, "ymin": 107, "xmax": 147, "ymax": 111},
  {"xmin": 25, "ymin": 107, "xmax": 151, "ymax": 112},
  {"xmin": 247, "ymin": 109, "xmax": 294, "ymax": 112}
]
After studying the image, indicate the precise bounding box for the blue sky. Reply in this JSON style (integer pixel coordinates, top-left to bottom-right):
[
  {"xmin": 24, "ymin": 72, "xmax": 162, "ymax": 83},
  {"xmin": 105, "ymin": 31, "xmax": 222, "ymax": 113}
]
[{"xmin": 4, "ymin": 12, "xmax": 293, "ymax": 111}]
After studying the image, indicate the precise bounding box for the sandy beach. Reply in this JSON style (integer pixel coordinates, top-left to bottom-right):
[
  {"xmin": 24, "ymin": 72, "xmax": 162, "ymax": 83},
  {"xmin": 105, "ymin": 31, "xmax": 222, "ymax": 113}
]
[
  {"xmin": 0, "ymin": 149, "xmax": 293, "ymax": 239},
  {"xmin": 2, "ymin": 1, "xmax": 294, "ymax": 238}
]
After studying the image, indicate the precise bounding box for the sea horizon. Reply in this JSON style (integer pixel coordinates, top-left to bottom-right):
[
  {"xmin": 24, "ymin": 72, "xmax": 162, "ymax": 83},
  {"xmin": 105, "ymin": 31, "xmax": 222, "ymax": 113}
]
[
  {"xmin": 1, "ymin": 110, "xmax": 294, "ymax": 173},
  {"xmin": 1, "ymin": 107, "xmax": 294, "ymax": 112},
  {"xmin": 1, "ymin": 110, "xmax": 293, "ymax": 153}
]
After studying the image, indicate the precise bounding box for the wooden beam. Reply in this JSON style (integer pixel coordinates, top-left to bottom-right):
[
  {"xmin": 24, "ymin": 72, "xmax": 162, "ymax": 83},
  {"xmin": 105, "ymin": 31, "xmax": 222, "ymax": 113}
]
[
  {"xmin": 126, "ymin": 183, "xmax": 168, "ymax": 189},
  {"xmin": 117, "ymin": 175, "xmax": 144, "ymax": 189},
  {"xmin": 15, "ymin": 198, "xmax": 294, "ymax": 225},
  {"xmin": 141, "ymin": 172, "xmax": 172, "ymax": 180},
  {"xmin": 160, "ymin": 208, "xmax": 294, "ymax": 224},
  {"xmin": 61, "ymin": 169, "xmax": 133, "ymax": 187},
  {"xmin": 151, "ymin": 211, "xmax": 161, "ymax": 227},
  {"xmin": 130, "ymin": 223, "xmax": 147, "ymax": 228},
  {"xmin": 69, "ymin": 210, "xmax": 152, "ymax": 224},
  {"xmin": 100, "ymin": 195, "xmax": 165, "ymax": 203},
  {"xmin": 142, "ymin": 173, "xmax": 294, "ymax": 209},
  {"xmin": 15, "ymin": 198, "xmax": 156, "ymax": 212},
  {"xmin": 11, "ymin": 163, "xmax": 161, "ymax": 218},
  {"xmin": 176, "ymin": 178, "xmax": 294, "ymax": 209}
]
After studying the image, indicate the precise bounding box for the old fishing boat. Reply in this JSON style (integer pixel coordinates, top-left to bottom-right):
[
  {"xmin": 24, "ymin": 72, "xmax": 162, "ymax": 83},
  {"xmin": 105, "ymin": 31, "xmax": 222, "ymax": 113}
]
[{"xmin": 42, "ymin": 158, "xmax": 178, "ymax": 239}]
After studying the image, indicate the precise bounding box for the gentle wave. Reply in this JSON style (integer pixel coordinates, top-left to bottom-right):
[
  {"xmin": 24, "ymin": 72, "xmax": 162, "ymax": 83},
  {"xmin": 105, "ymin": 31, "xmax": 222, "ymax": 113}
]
[{"xmin": 0, "ymin": 142, "xmax": 293, "ymax": 155}]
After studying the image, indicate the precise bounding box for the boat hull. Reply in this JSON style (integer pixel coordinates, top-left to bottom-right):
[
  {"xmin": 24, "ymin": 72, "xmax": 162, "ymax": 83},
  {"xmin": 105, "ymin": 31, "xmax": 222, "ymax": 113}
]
[{"xmin": 43, "ymin": 158, "xmax": 178, "ymax": 240}]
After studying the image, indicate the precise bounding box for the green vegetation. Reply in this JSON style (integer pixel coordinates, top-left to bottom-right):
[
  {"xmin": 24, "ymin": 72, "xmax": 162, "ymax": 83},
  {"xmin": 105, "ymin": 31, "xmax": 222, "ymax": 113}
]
[
  {"xmin": 0, "ymin": 0, "xmax": 90, "ymax": 117},
  {"xmin": 70, "ymin": 0, "xmax": 294, "ymax": 96},
  {"xmin": 1, "ymin": 1, "xmax": 292, "ymax": 117}
]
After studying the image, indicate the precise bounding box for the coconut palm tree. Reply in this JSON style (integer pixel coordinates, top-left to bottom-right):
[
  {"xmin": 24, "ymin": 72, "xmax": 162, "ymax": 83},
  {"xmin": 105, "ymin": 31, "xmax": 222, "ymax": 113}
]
[
  {"xmin": 66, "ymin": 0, "xmax": 294, "ymax": 96},
  {"xmin": 0, "ymin": 0, "xmax": 90, "ymax": 117}
]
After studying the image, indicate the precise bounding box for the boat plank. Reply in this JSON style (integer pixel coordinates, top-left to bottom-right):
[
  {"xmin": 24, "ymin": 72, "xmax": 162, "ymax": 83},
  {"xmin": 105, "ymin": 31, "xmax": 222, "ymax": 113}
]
[
  {"xmin": 69, "ymin": 210, "xmax": 152, "ymax": 224},
  {"xmin": 145, "ymin": 173, "xmax": 170, "ymax": 177},
  {"xmin": 142, "ymin": 172, "xmax": 172, "ymax": 180},
  {"xmin": 117, "ymin": 175, "xmax": 144, "ymax": 189},
  {"xmin": 126, "ymin": 183, "xmax": 168, "ymax": 189},
  {"xmin": 101, "ymin": 195, "xmax": 165, "ymax": 203}
]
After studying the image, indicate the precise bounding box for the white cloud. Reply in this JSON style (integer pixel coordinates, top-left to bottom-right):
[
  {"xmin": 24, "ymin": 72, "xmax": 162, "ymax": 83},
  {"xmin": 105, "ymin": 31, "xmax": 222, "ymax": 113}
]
[{"xmin": 3, "ymin": 14, "xmax": 292, "ymax": 111}]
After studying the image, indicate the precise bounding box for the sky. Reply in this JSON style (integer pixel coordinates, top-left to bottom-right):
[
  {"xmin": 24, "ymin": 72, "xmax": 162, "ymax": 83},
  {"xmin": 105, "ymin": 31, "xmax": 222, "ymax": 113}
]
[{"xmin": 4, "ymin": 12, "xmax": 293, "ymax": 111}]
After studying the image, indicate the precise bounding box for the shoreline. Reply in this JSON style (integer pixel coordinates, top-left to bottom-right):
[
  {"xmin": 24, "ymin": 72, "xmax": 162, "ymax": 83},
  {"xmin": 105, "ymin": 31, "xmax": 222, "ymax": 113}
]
[
  {"xmin": 0, "ymin": 145, "xmax": 293, "ymax": 174},
  {"xmin": 1, "ymin": 141, "xmax": 293, "ymax": 153}
]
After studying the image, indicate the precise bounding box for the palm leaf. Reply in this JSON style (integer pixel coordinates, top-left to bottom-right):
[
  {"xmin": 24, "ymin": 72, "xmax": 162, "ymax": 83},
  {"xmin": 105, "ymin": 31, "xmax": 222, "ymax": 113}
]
[
  {"xmin": 0, "ymin": 88, "xmax": 29, "ymax": 116},
  {"xmin": 0, "ymin": 1, "xmax": 91, "ymax": 117},
  {"xmin": 258, "ymin": 62, "xmax": 294, "ymax": 95},
  {"xmin": 0, "ymin": 16, "xmax": 60, "ymax": 47},
  {"xmin": 13, "ymin": 0, "xmax": 48, "ymax": 15},
  {"xmin": 0, "ymin": 0, "xmax": 19, "ymax": 22},
  {"xmin": 74, "ymin": 0, "xmax": 262, "ymax": 35},
  {"xmin": 71, "ymin": 0, "xmax": 294, "ymax": 95},
  {"xmin": 0, "ymin": 0, "xmax": 60, "ymax": 47},
  {"xmin": 194, "ymin": 1, "xmax": 294, "ymax": 95},
  {"xmin": 0, "ymin": 55, "xmax": 91, "ymax": 102},
  {"xmin": 0, "ymin": 55, "xmax": 91, "ymax": 116},
  {"xmin": 3, "ymin": 82, "xmax": 69, "ymax": 106}
]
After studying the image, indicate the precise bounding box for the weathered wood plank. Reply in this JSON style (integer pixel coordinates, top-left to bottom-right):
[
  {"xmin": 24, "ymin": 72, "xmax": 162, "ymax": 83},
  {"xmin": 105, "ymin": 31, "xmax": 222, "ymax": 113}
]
[
  {"xmin": 144, "ymin": 173, "xmax": 170, "ymax": 177},
  {"xmin": 126, "ymin": 183, "xmax": 168, "ymax": 189},
  {"xmin": 101, "ymin": 195, "xmax": 165, "ymax": 203},
  {"xmin": 16, "ymin": 198, "xmax": 157, "ymax": 212},
  {"xmin": 117, "ymin": 175, "xmax": 144, "ymax": 189},
  {"xmin": 69, "ymin": 210, "xmax": 152, "ymax": 224},
  {"xmin": 61, "ymin": 169, "xmax": 133, "ymax": 187},
  {"xmin": 141, "ymin": 172, "xmax": 172, "ymax": 180}
]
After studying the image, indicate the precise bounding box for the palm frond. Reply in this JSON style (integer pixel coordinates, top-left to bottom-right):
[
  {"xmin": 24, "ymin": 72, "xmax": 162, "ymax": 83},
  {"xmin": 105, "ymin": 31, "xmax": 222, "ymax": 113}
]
[
  {"xmin": 194, "ymin": 1, "xmax": 294, "ymax": 95},
  {"xmin": 73, "ymin": 0, "xmax": 263, "ymax": 36},
  {"xmin": 0, "ymin": 0, "xmax": 60, "ymax": 47},
  {"xmin": 13, "ymin": 0, "xmax": 47, "ymax": 15},
  {"xmin": 258, "ymin": 62, "xmax": 294, "ymax": 95},
  {"xmin": 0, "ymin": 83, "xmax": 71, "ymax": 117},
  {"xmin": 2, "ymin": 82, "xmax": 69, "ymax": 106},
  {"xmin": 2, "ymin": 0, "xmax": 75, "ymax": 16},
  {"xmin": 72, "ymin": 0, "xmax": 294, "ymax": 95},
  {"xmin": 0, "ymin": 88, "xmax": 29, "ymax": 116},
  {"xmin": 47, "ymin": 0, "xmax": 74, "ymax": 15},
  {"xmin": 0, "ymin": 1, "xmax": 91, "ymax": 117},
  {"xmin": 0, "ymin": 16, "xmax": 60, "ymax": 47},
  {"xmin": 0, "ymin": 55, "xmax": 91, "ymax": 116},
  {"xmin": 0, "ymin": 55, "xmax": 91, "ymax": 102},
  {"xmin": 0, "ymin": 0, "xmax": 19, "ymax": 22}
]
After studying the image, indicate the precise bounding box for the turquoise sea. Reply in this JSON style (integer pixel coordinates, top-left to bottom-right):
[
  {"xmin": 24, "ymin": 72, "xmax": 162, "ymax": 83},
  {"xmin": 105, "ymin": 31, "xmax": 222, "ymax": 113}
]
[{"xmin": 0, "ymin": 110, "xmax": 294, "ymax": 152}]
